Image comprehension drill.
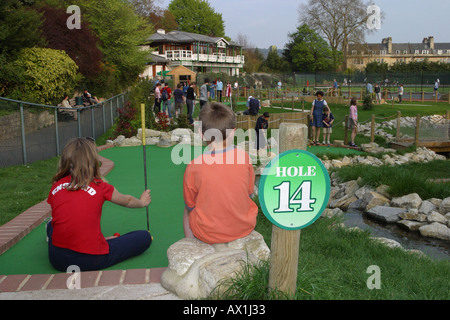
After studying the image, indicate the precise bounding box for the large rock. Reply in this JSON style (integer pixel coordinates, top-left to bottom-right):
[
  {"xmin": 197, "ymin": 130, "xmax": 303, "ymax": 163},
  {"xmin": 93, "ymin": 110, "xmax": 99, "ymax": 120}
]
[
  {"xmin": 391, "ymin": 193, "xmax": 422, "ymax": 209},
  {"xmin": 367, "ymin": 206, "xmax": 405, "ymax": 223},
  {"xmin": 360, "ymin": 191, "xmax": 390, "ymax": 211},
  {"xmin": 419, "ymin": 222, "xmax": 450, "ymax": 241},
  {"xmin": 161, "ymin": 231, "xmax": 270, "ymax": 299},
  {"xmin": 439, "ymin": 197, "xmax": 450, "ymax": 215}
]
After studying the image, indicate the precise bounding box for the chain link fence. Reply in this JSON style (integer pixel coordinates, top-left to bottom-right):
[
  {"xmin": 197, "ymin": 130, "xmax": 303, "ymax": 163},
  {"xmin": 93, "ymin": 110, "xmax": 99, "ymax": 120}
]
[{"xmin": 0, "ymin": 94, "xmax": 125, "ymax": 167}]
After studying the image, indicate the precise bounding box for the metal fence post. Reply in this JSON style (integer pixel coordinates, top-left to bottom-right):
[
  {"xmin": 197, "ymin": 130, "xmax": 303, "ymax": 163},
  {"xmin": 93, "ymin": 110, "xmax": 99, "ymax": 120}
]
[
  {"xmin": 102, "ymin": 102, "xmax": 106, "ymax": 134},
  {"xmin": 91, "ymin": 106, "xmax": 95, "ymax": 138},
  {"xmin": 19, "ymin": 103, "xmax": 27, "ymax": 164},
  {"xmin": 54, "ymin": 108, "xmax": 60, "ymax": 156}
]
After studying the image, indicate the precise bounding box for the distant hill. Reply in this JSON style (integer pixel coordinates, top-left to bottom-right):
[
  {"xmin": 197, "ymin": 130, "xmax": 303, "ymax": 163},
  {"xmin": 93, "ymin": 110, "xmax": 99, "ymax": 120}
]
[{"xmin": 258, "ymin": 47, "xmax": 284, "ymax": 58}]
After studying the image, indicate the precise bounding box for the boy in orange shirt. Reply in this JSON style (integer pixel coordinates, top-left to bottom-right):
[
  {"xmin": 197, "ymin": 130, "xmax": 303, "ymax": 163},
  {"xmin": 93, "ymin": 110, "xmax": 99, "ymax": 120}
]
[{"xmin": 183, "ymin": 103, "xmax": 258, "ymax": 244}]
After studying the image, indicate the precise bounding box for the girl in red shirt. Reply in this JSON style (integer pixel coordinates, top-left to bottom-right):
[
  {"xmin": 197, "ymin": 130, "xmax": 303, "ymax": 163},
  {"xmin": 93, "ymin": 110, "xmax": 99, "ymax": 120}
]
[{"xmin": 46, "ymin": 137, "xmax": 152, "ymax": 272}]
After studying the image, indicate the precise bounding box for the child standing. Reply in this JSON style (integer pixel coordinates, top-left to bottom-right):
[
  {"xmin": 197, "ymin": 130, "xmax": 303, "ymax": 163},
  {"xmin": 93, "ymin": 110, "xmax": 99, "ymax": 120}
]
[
  {"xmin": 322, "ymin": 106, "xmax": 334, "ymax": 146},
  {"xmin": 183, "ymin": 103, "xmax": 258, "ymax": 244},
  {"xmin": 349, "ymin": 98, "xmax": 358, "ymax": 147},
  {"xmin": 46, "ymin": 138, "xmax": 152, "ymax": 272}
]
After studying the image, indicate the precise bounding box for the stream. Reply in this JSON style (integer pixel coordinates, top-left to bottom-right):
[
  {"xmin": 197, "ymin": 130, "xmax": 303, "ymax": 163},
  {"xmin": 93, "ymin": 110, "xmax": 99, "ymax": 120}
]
[{"xmin": 343, "ymin": 208, "xmax": 450, "ymax": 261}]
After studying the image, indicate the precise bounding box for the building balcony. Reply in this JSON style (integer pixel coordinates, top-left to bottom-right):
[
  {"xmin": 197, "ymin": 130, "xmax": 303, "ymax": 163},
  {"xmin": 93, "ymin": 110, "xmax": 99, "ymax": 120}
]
[{"xmin": 156, "ymin": 50, "xmax": 244, "ymax": 64}]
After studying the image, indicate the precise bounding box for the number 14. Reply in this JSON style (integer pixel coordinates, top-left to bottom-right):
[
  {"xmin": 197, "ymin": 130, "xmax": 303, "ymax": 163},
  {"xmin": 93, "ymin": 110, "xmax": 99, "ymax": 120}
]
[{"xmin": 273, "ymin": 181, "xmax": 316, "ymax": 213}]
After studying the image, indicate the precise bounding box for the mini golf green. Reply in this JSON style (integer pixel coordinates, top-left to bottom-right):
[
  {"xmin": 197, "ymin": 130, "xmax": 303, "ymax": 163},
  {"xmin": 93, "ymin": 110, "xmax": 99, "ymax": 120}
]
[{"xmin": 0, "ymin": 144, "xmax": 362, "ymax": 275}]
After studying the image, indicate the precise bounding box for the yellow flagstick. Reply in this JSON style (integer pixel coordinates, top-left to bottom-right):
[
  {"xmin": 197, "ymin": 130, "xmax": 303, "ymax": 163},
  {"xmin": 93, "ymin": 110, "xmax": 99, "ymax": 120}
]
[{"xmin": 141, "ymin": 104, "xmax": 152, "ymax": 239}]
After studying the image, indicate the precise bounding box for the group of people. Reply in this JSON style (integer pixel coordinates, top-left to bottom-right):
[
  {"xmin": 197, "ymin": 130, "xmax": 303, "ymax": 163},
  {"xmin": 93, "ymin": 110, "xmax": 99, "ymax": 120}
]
[
  {"xmin": 46, "ymin": 102, "xmax": 261, "ymax": 272},
  {"xmin": 309, "ymin": 90, "xmax": 358, "ymax": 148}
]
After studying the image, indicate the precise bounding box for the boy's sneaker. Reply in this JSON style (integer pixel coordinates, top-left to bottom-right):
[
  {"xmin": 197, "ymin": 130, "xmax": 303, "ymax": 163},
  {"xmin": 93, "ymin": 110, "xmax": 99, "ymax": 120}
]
[{"xmin": 322, "ymin": 141, "xmax": 326, "ymax": 145}]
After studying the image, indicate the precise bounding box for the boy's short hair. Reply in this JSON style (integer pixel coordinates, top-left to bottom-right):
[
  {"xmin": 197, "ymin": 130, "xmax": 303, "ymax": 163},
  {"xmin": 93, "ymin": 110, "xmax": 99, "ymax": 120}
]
[{"xmin": 199, "ymin": 103, "xmax": 236, "ymax": 141}]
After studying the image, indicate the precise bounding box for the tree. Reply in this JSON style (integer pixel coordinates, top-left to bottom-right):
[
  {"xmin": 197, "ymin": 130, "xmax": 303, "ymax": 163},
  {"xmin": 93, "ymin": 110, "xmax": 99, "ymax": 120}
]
[
  {"xmin": 235, "ymin": 33, "xmax": 264, "ymax": 74},
  {"xmin": 76, "ymin": 0, "xmax": 153, "ymax": 95},
  {"xmin": 129, "ymin": 0, "xmax": 178, "ymax": 31},
  {"xmin": 0, "ymin": 0, "xmax": 44, "ymax": 56},
  {"xmin": 38, "ymin": 6, "xmax": 103, "ymax": 80},
  {"xmin": 261, "ymin": 46, "xmax": 289, "ymax": 73},
  {"xmin": 283, "ymin": 24, "xmax": 334, "ymax": 72},
  {"xmin": 298, "ymin": 0, "xmax": 383, "ymax": 69},
  {"xmin": 168, "ymin": 0, "xmax": 225, "ymax": 37}
]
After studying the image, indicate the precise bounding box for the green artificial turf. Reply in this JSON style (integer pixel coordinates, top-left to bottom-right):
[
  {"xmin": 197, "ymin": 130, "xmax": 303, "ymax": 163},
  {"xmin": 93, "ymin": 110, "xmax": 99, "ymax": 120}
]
[
  {"xmin": 0, "ymin": 145, "xmax": 187, "ymax": 275},
  {"xmin": 0, "ymin": 144, "xmax": 362, "ymax": 275}
]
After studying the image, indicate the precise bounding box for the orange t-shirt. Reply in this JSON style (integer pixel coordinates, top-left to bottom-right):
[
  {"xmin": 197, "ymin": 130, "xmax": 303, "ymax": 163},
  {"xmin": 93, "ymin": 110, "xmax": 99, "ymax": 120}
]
[{"xmin": 183, "ymin": 146, "xmax": 258, "ymax": 244}]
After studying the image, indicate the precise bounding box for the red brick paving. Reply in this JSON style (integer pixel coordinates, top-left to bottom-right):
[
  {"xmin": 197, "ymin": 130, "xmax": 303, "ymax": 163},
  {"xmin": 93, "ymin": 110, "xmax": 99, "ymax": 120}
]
[{"xmin": 0, "ymin": 145, "xmax": 167, "ymax": 293}]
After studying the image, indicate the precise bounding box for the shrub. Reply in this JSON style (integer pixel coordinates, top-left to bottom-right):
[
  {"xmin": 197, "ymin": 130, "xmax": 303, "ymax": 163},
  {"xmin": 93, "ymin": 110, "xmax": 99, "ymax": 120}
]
[
  {"xmin": 362, "ymin": 93, "xmax": 374, "ymax": 110},
  {"xmin": 13, "ymin": 47, "xmax": 82, "ymax": 104}
]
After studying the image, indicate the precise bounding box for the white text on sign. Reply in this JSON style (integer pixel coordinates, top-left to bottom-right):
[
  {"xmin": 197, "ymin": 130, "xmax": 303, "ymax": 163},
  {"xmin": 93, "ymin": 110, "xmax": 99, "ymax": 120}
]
[{"xmin": 276, "ymin": 166, "xmax": 317, "ymax": 178}]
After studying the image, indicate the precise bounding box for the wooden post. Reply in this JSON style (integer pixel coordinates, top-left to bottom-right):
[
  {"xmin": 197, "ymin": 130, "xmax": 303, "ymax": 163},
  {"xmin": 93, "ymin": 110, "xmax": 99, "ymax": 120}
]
[
  {"xmin": 292, "ymin": 96, "xmax": 294, "ymax": 111},
  {"xmin": 268, "ymin": 123, "xmax": 307, "ymax": 296},
  {"xmin": 414, "ymin": 114, "xmax": 421, "ymax": 147},
  {"xmin": 396, "ymin": 111, "xmax": 401, "ymax": 141},
  {"xmin": 409, "ymin": 91, "xmax": 412, "ymax": 102},
  {"xmin": 370, "ymin": 114, "xmax": 375, "ymax": 143}
]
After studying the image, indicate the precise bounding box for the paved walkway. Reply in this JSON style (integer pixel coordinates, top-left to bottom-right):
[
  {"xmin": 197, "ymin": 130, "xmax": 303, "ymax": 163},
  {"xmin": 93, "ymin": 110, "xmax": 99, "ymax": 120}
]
[{"xmin": 0, "ymin": 145, "xmax": 180, "ymax": 300}]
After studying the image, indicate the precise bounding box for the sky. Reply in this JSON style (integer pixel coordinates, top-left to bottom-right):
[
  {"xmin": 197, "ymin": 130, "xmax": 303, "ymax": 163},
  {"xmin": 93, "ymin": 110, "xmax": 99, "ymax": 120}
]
[{"xmin": 156, "ymin": 0, "xmax": 450, "ymax": 50}]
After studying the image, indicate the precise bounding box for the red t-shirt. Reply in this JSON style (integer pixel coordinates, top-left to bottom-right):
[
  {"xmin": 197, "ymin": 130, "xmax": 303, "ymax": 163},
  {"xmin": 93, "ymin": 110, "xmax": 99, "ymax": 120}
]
[
  {"xmin": 183, "ymin": 147, "xmax": 258, "ymax": 244},
  {"xmin": 47, "ymin": 175, "xmax": 114, "ymax": 255}
]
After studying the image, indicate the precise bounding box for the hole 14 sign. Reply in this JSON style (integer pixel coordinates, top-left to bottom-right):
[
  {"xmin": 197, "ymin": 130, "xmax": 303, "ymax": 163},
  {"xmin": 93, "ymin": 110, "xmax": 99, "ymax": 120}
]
[{"xmin": 259, "ymin": 150, "xmax": 330, "ymax": 230}]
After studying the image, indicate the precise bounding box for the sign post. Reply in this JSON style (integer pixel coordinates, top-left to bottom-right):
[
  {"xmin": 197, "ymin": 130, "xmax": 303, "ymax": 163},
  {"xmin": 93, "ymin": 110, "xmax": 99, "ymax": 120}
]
[{"xmin": 258, "ymin": 123, "xmax": 330, "ymax": 296}]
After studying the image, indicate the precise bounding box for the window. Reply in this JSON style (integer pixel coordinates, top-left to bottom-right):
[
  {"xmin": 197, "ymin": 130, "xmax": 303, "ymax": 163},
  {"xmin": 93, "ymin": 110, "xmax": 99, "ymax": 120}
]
[
  {"xmin": 403, "ymin": 50, "xmax": 408, "ymax": 54},
  {"xmin": 352, "ymin": 50, "xmax": 357, "ymax": 55},
  {"xmin": 380, "ymin": 50, "xmax": 387, "ymax": 55},
  {"xmin": 414, "ymin": 50, "xmax": 420, "ymax": 54},
  {"xmin": 422, "ymin": 50, "xmax": 429, "ymax": 54},
  {"xmin": 396, "ymin": 50, "xmax": 401, "ymax": 54}
]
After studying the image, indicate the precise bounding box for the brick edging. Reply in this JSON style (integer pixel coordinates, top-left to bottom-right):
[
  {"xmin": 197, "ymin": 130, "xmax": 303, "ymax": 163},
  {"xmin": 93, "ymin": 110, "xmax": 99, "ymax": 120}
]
[{"xmin": 0, "ymin": 267, "xmax": 166, "ymax": 293}]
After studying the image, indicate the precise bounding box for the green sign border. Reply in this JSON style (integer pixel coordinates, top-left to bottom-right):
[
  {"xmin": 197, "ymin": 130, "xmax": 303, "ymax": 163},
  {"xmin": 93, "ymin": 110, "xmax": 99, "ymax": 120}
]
[{"xmin": 258, "ymin": 149, "xmax": 331, "ymax": 231}]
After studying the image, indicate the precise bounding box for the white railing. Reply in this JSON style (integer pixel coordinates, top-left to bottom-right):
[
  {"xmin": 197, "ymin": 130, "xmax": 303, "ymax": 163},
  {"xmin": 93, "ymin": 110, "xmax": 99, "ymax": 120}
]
[{"xmin": 161, "ymin": 50, "xmax": 244, "ymax": 64}]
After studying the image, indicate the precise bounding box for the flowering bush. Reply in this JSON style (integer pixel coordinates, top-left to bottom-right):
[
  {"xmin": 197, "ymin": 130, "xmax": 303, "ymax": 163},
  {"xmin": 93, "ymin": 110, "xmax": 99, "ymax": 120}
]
[
  {"xmin": 114, "ymin": 102, "xmax": 138, "ymax": 138},
  {"xmin": 155, "ymin": 112, "xmax": 171, "ymax": 132}
]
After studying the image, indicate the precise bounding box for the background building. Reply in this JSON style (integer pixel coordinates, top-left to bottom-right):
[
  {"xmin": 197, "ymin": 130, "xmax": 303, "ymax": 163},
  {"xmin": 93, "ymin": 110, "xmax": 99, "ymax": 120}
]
[
  {"xmin": 140, "ymin": 29, "xmax": 244, "ymax": 78},
  {"xmin": 347, "ymin": 36, "xmax": 450, "ymax": 70}
]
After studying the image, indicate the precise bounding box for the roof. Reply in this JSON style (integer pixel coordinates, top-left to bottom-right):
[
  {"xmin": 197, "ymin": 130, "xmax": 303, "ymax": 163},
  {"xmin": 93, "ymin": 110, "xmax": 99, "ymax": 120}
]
[
  {"xmin": 147, "ymin": 53, "xmax": 170, "ymax": 65},
  {"xmin": 146, "ymin": 30, "xmax": 242, "ymax": 47},
  {"xmin": 166, "ymin": 65, "xmax": 197, "ymax": 76}
]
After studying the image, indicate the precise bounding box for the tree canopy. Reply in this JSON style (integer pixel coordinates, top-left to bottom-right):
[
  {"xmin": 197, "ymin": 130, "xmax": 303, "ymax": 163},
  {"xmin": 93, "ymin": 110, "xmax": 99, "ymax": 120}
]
[
  {"xmin": 283, "ymin": 24, "xmax": 334, "ymax": 72},
  {"xmin": 168, "ymin": 0, "xmax": 225, "ymax": 37}
]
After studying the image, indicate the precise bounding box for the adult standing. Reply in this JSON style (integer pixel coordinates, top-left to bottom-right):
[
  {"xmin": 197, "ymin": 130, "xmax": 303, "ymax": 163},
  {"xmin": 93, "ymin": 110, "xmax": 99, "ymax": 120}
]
[
  {"xmin": 434, "ymin": 80, "xmax": 439, "ymax": 97},
  {"xmin": 216, "ymin": 79, "xmax": 223, "ymax": 102},
  {"xmin": 199, "ymin": 79, "xmax": 210, "ymax": 110},
  {"xmin": 173, "ymin": 83, "xmax": 185, "ymax": 117},
  {"xmin": 398, "ymin": 84, "xmax": 404, "ymax": 104},
  {"xmin": 375, "ymin": 84, "xmax": 381, "ymax": 104},
  {"xmin": 310, "ymin": 91, "xmax": 329, "ymax": 145},
  {"xmin": 161, "ymin": 84, "xmax": 172, "ymax": 118},
  {"xmin": 186, "ymin": 82, "xmax": 196, "ymax": 125},
  {"xmin": 255, "ymin": 112, "xmax": 270, "ymax": 152}
]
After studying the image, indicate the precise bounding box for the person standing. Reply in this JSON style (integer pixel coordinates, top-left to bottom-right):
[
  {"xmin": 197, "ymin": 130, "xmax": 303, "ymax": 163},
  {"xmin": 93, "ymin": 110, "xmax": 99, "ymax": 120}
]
[
  {"xmin": 199, "ymin": 79, "xmax": 210, "ymax": 110},
  {"xmin": 398, "ymin": 84, "xmax": 404, "ymax": 104},
  {"xmin": 161, "ymin": 84, "xmax": 172, "ymax": 118},
  {"xmin": 255, "ymin": 112, "xmax": 269, "ymax": 152},
  {"xmin": 348, "ymin": 98, "xmax": 358, "ymax": 147},
  {"xmin": 310, "ymin": 91, "xmax": 329, "ymax": 145},
  {"xmin": 154, "ymin": 83, "xmax": 161, "ymax": 113},
  {"xmin": 186, "ymin": 82, "xmax": 196, "ymax": 125},
  {"xmin": 225, "ymin": 81, "xmax": 232, "ymax": 102},
  {"xmin": 375, "ymin": 84, "xmax": 381, "ymax": 104},
  {"xmin": 173, "ymin": 83, "xmax": 185, "ymax": 117},
  {"xmin": 216, "ymin": 79, "xmax": 223, "ymax": 102}
]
